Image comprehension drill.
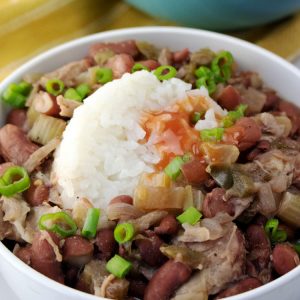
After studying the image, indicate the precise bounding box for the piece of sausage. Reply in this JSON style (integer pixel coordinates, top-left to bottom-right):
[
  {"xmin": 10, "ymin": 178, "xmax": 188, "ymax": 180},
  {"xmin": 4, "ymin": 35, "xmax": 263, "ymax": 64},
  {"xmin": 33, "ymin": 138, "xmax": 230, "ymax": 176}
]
[
  {"xmin": 181, "ymin": 159, "xmax": 209, "ymax": 185},
  {"xmin": 24, "ymin": 181, "xmax": 49, "ymax": 206},
  {"xmin": 95, "ymin": 228, "xmax": 117, "ymax": 260},
  {"xmin": 33, "ymin": 92, "xmax": 60, "ymax": 117},
  {"xmin": 106, "ymin": 54, "xmax": 135, "ymax": 79},
  {"xmin": 137, "ymin": 59, "xmax": 160, "ymax": 70},
  {"xmin": 272, "ymin": 244, "xmax": 299, "ymax": 275},
  {"xmin": 15, "ymin": 245, "xmax": 32, "ymax": 265},
  {"xmin": 31, "ymin": 232, "xmax": 64, "ymax": 283},
  {"xmin": 0, "ymin": 124, "xmax": 39, "ymax": 165},
  {"xmin": 135, "ymin": 233, "xmax": 166, "ymax": 267},
  {"xmin": 225, "ymin": 117, "xmax": 262, "ymax": 151},
  {"xmin": 202, "ymin": 188, "xmax": 235, "ymax": 218},
  {"xmin": 215, "ymin": 277, "xmax": 262, "ymax": 299},
  {"xmin": 217, "ymin": 85, "xmax": 242, "ymax": 110},
  {"xmin": 154, "ymin": 215, "xmax": 179, "ymax": 235},
  {"xmin": 109, "ymin": 195, "xmax": 133, "ymax": 205},
  {"xmin": 63, "ymin": 236, "xmax": 93, "ymax": 267},
  {"xmin": 173, "ymin": 48, "xmax": 189, "ymax": 63},
  {"xmin": 144, "ymin": 260, "xmax": 192, "ymax": 300},
  {"xmin": 89, "ymin": 40, "xmax": 139, "ymax": 58},
  {"xmin": 6, "ymin": 109, "xmax": 27, "ymax": 131}
]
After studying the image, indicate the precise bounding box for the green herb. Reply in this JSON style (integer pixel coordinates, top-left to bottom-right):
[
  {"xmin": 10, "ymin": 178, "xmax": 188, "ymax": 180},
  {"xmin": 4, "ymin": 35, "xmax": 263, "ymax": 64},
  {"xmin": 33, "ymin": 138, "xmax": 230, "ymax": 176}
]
[
  {"xmin": 96, "ymin": 68, "xmax": 113, "ymax": 84},
  {"xmin": 81, "ymin": 208, "xmax": 100, "ymax": 239},
  {"xmin": 45, "ymin": 79, "xmax": 64, "ymax": 96},
  {"xmin": 131, "ymin": 63, "xmax": 150, "ymax": 73},
  {"xmin": 114, "ymin": 223, "xmax": 135, "ymax": 244},
  {"xmin": 106, "ymin": 255, "xmax": 132, "ymax": 278},
  {"xmin": 154, "ymin": 65, "xmax": 177, "ymax": 80},
  {"xmin": 200, "ymin": 128, "xmax": 224, "ymax": 142},
  {"xmin": 177, "ymin": 207, "xmax": 202, "ymax": 225},
  {"xmin": 164, "ymin": 156, "xmax": 184, "ymax": 180}
]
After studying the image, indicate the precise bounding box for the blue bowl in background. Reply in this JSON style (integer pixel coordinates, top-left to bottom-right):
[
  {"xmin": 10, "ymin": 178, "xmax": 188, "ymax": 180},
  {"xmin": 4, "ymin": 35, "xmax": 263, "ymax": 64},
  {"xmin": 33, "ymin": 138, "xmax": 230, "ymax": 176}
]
[{"xmin": 125, "ymin": 0, "xmax": 300, "ymax": 31}]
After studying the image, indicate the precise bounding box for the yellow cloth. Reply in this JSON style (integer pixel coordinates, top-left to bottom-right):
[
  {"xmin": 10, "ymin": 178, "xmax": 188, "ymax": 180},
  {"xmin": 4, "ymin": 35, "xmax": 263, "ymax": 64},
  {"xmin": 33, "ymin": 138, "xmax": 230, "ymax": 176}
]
[{"xmin": 1, "ymin": 0, "xmax": 300, "ymax": 81}]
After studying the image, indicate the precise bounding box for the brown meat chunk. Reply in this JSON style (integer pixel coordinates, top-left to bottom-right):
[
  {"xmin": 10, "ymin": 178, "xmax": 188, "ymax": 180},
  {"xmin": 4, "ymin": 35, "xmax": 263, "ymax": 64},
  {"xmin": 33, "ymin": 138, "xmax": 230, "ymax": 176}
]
[
  {"xmin": 203, "ymin": 188, "xmax": 235, "ymax": 218},
  {"xmin": 95, "ymin": 228, "xmax": 117, "ymax": 260},
  {"xmin": 272, "ymin": 244, "xmax": 299, "ymax": 275},
  {"xmin": 278, "ymin": 100, "xmax": 300, "ymax": 135},
  {"xmin": 137, "ymin": 59, "xmax": 160, "ymax": 70},
  {"xmin": 216, "ymin": 85, "xmax": 242, "ymax": 110},
  {"xmin": 216, "ymin": 277, "xmax": 262, "ymax": 299},
  {"xmin": 144, "ymin": 260, "xmax": 192, "ymax": 300},
  {"xmin": 6, "ymin": 109, "xmax": 27, "ymax": 131},
  {"xmin": 31, "ymin": 232, "xmax": 64, "ymax": 283},
  {"xmin": 0, "ymin": 124, "xmax": 39, "ymax": 165},
  {"xmin": 15, "ymin": 245, "xmax": 32, "ymax": 265},
  {"xmin": 89, "ymin": 40, "xmax": 138, "ymax": 58},
  {"xmin": 106, "ymin": 54, "xmax": 135, "ymax": 79},
  {"xmin": 173, "ymin": 48, "xmax": 189, "ymax": 63}
]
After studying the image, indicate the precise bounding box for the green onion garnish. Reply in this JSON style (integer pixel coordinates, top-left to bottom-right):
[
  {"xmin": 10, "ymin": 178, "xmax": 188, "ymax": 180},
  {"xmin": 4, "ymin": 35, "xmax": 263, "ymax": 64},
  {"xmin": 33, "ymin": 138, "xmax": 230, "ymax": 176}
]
[
  {"xmin": 45, "ymin": 79, "xmax": 64, "ymax": 96},
  {"xmin": 96, "ymin": 68, "xmax": 113, "ymax": 84},
  {"xmin": 76, "ymin": 83, "xmax": 91, "ymax": 99},
  {"xmin": 294, "ymin": 241, "xmax": 300, "ymax": 255},
  {"xmin": 38, "ymin": 211, "xmax": 77, "ymax": 238},
  {"xmin": 200, "ymin": 128, "xmax": 224, "ymax": 142},
  {"xmin": 154, "ymin": 65, "xmax": 177, "ymax": 80},
  {"xmin": 106, "ymin": 254, "xmax": 132, "ymax": 278},
  {"xmin": 191, "ymin": 111, "xmax": 203, "ymax": 124},
  {"xmin": 131, "ymin": 63, "xmax": 150, "ymax": 73},
  {"xmin": 2, "ymin": 82, "xmax": 32, "ymax": 108},
  {"xmin": 177, "ymin": 207, "xmax": 202, "ymax": 225},
  {"xmin": 195, "ymin": 66, "xmax": 217, "ymax": 95},
  {"xmin": 164, "ymin": 156, "xmax": 184, "ymax": 180},
  {"xmin": 114, "ymin": 223, "xmax": 135, "ymax": 244},
  {"xmin": 211, "ymin": 51, "xmax": 234, "ymax": 82},
  {"xmin": 81, "ymin": 208, "xmax": 100, "ymax": 239},
  {"xmin": 0, "ymin": 166, "xmax": 30, "ymax": 197},
  {"xmin": 64, "ymin": 88, "xmax": 82, "ymax": 102},
  {"xmin": 222, "ymin": 104, "xmax": 248, "ymax": 128},
  {"xmin": 264, "ymin": 218, "xmax": 287, "ymax": 243}
]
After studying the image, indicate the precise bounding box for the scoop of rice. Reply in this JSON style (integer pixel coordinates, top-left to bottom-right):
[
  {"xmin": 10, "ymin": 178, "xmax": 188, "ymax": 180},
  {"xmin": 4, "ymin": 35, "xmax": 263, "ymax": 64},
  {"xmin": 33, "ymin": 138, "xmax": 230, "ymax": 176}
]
[{"xmin": 52, "ymin": 71, "xmax": 224, "ymax": 210}]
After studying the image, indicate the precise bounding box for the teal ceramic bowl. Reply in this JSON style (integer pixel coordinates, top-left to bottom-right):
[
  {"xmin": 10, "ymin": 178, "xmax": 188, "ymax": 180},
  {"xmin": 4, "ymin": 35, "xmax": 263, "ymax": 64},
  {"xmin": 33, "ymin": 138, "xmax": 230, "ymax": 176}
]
[{"xmin": 125, "ymin": 0, "xmax": 300, "ymax": 31}]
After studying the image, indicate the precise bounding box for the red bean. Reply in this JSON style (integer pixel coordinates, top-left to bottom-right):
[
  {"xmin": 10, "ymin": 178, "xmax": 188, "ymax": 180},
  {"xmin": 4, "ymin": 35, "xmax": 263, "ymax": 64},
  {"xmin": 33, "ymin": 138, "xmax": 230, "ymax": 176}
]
[
  {"xmin": 129, "ymin": 279, "xmax": 147, "ymax": 299},
  {"xmin": 0, "ymin": 124, "xmax": 39, "ymax": 165},
  {"xmin": 272, "ymin": 244, "xmax": 299, "ymax": 275},
  {"xmin": 106, "ymin": 54, "xmax": 135, "ymax": 79},
  {"xmin": 109, "ymin": 195, "xmax": 133, "ymax": 205},
  {"xmin": 278, "ymin": 100, "xmax": 300, "ymax": 135},
  {"xmin": 144, "ymin": 260, "xmax": 192, "ymax": 300},
  {"xmin": 135, "ymin": 233, "xmax": 166, "ymax": 267},
  {"xmin": 202, "ymin": 188, "xmax": 234, "ymax": 218},
  {"xmin": 225, "ymin": 117, "xmax": 262, "ymax": 151},
  {"xmin": 217, "ymin": 85, "xmax": 242, "ymax": 110},
  {"xmin": 63, "ymin": 236, "xmax": 93, "ymax": 267},
  {"xmin": 263, "ymin": 91, "xmax": 280, "ymax": 111},
  {"xmin": 24, "ymin": 182, "xmax": 49, "ymax": 206},
  {"xmin": 0, "ymin": 162, "xmax": 14, "ymax": 177},
  {"xmin": 216, "ymin": 277, "xmax": 262, "ymax": 299},
  {"xmin": 31, "ymin": 232, "xmax": 64, "ymax": 283},
  {"xmin": 15, "ymin": 245, "xmax": 32, "ymax": 265},
  {"xmin": 154, "ymin": 215, "xmax": 179, "ymax": 235},
  {"xmin": 89, "ymin": 40, "xmax": 139, "ymax": 58},
  {"xmin": 138, "ymin": 60, "xmax": 160, "ymax": 70},
  {"xmin": 173, "ymin": 48, "xmax": 189, "ymax": 63},
  {"xmin": 181, "ymin": 159, "xmax": 209, "ymax": 185},
  {"xmin": 95, "ymin": 228, "xmax": 117, "ymax": 260},
  {"xmin": 6, "ymin": 109, "xmax": 27, "ymax": 131}
]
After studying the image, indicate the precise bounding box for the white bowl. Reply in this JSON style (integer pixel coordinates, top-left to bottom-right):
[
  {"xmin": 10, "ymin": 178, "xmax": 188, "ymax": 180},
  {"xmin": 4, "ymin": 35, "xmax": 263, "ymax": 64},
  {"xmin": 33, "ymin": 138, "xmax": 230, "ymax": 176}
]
[{"xmin": 1, "ymin": 26, "xmax": 300, "ymax": 300}]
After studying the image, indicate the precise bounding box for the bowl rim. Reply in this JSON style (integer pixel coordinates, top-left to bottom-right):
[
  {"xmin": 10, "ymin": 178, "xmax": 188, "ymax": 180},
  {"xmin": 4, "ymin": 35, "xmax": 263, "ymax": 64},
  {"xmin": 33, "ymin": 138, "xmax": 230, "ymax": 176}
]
[{"xmin": 1, "ymin": 26, "xmax": 300, "ymax": 300}]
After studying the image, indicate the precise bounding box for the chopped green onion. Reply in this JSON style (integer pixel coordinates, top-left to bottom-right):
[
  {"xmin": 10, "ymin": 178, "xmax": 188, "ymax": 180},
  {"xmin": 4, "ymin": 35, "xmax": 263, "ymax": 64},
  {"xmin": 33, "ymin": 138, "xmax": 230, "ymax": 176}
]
[
  {"xmin": 45, "ymin": 79, "xmax": 64, "ymax": 96},
  {"xmin": 222, "ymin": 104, "xmax": 248, "ymax": 128},
  {"xmin": 0, "ymin": 166, "xmax": 30, "ymax": 197},
  {"xmin": 164, "ymin": 156, "xmax": 184, "ymax": 180},
  {"xmin": 194, "ymin": 66, "xmax": 211, "ymax": 79},
  {"xmin": 2, "ymin": 82, "xmax": 32, "ymax": 108},
  {"xmin": 272, "ymin": 230, "xmax": 287, "ymax": 243},
  {"xmin": 106, "ymin": 254, "xmax": 132, "ymax": 278},
  {"xmin": 200, "ymin": 128, "xmax": 224, "ymax": 142},
  {"xmin": 211, "ymin": 51, "xmax": 234, "ymax": 82},
  {"xmin": 82, "ymin": 208, "xmax": 100, "ymax": 239},
  {"xmin": 265, "ymin": 218, "xmax": 279, "ymax": 237},
  {"xmin": 76, "ymin": 84, "xmax": 91, "ymax": 99},
  {"xmin": 191, "ymin": 111, "xmax": 203, "ymax": 124},
  {"xmin": 177, "ymin": 207, "xmax": 202, "ymax": 225},
  {"xmin": 182, "ymin": 152, "xmax": 193, "ymax": 163},
  {"xmin": 154, "ymin": 65, "xmax": 177, "ymax": 80},
  {"xmin": 114, "ymin": 223, "xmax": 135, "ymax": 244},
  {"xmin": 294, "ymin": 240, "xmax": 300, "ymax": 255},
  {"xmin": 96, "ymin": 68, "xmax": 113, "ymax": 84},
  {"xmin": 196, "ymin": 77, "xmax": 217, "ymax": 95},
  {"xmin": 131, "ymin": 63, "xmax": 150, "ymax": 73},
  {"xmin": 38, "ymin": 211, "xmax": 77, "ymax": 238},
  {"xmin": 64, "ymin": 88, "xmax": 82, "ymax": 102}
]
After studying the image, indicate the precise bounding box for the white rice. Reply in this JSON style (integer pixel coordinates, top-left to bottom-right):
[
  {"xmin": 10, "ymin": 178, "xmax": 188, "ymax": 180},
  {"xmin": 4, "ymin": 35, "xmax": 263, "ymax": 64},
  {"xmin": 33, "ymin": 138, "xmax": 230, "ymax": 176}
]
[{"xmin": 52, "ymin": 71, "xmax": 225, "ymax": 210}]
